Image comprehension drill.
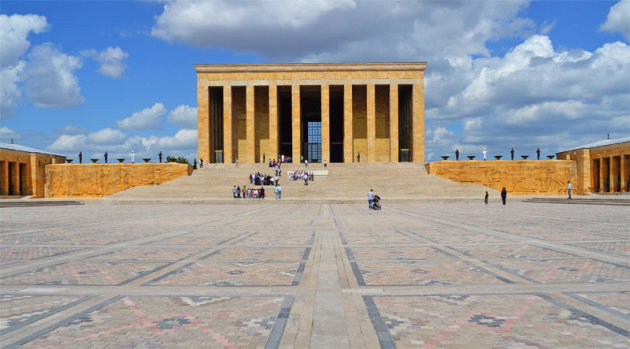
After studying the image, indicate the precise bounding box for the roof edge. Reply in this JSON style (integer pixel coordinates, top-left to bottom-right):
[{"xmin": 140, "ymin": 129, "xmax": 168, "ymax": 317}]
[{"xmin": 195, "ymin": 62, "xmax": 426, "ymax": 73}]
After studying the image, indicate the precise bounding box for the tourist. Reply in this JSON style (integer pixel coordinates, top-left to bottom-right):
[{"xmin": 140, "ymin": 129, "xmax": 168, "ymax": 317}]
[
  {"xmin": 242, "ymin": 186, "xmax": 246, "ymax": 199},
  {"xmin": 324, "ymin": 159, "xmax": 328, "ymax": 167},
  {"xmin": 368, "ymin": 188, "xmax": 374, "ymax": 209},
  {"xmin": 261, "ymin": 187, "xmax": 265, "ymax": 199},
  {"xmin": 249, "ymin": 174, "xmax": 253, "ymax": 184},
  {"xmin": 501, "ymin": 187, "xmax": 507, "ymax": 205},
  {"xmin": 235, "ymin": 158, "xmax": 239, "ymax": 167},
  {"xmin": 237, "ymin": 186, "xmax": 241, "ymax": 198},
  {"xmin": 233, "ymin": 185, "xmax": 237, "ymax": 198},
  {"xmin": 274, "ymin": 185, "xmax": 279, "ymax": 199},
  {"xmin": 357, "ymin": 153, "xmax": 361, "ymax": 162},
  {"xmin": 305, "ymin": 159, "xmax": 308, "ymax": 167},
  {"xmin": 277, "ymin": 184, "xmax": 282, "ymax": 199},
  {"xmin": 567, "ymin": 181, "xmax": 572, "ymax": 199},
  {"xmin": 484, "ymin": 191, "xmax": 488, "ymax": 205},
  {"xmin": 200, "ymin": 159, "xmax": 203, "ymax": 168}
]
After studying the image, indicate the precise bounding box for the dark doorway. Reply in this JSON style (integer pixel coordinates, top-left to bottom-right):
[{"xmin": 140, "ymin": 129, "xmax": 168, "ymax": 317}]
[
  {"xmin": 398, "ymin": 85, "xmax": 412, "ymax": 162},
  {"xmin": 278, "ymin": 86, "xmax": 292, "ymax": 159},
  {"xmin": 602, "ymin": 157, "xmax": 610, "ymax": 192},
  {"xmin": 209, "ymin": 87, "xmax": 223, "ymax": 163},
  {"xmin": 19, "ymin": 163, "xmax": 27, "ymax": 195},
  {"xmin": 8, "ymin": 162, "xmax": 14, "ymax": 195},
  {"xmin": 300, "ymin": 86, "xmax": 321, "ymax": 162},
  {"xmin": 612, "ymin": 156, "xmax": 621, "ymax": 192},
  {"xmin": 329, "ymin": 86, "xmax": 344, "ymax": 162},
  {"xmin": 592, "ymin": 159, "xmax": 600, "ymax": 192}
]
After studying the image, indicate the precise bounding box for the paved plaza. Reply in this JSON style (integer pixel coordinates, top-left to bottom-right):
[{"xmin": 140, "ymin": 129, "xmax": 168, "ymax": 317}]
[{"xmin": 0, "ymin": 201, "xmax": 628, "ymax": 348}]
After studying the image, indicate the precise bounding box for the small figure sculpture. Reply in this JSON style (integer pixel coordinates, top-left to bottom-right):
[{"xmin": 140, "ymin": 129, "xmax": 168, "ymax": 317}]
[
  {"xmin": 510, "ymin": 148, "xmax": 515, "ymax": 160},
  {"xmin": 78, "ymin": 152, "xmax": 82, "ymax": 164},
  {"xmin": 131, "ymin": 150, "xmax": 135, "ymax": 163},
  {"xmin": 482, "ymin": 147, "xmax": 487, "ymax": 161},
  {"xmin": 104, "ymin": 152, "xmax": 108, "ymax": 163},
  {"xmin": 536, "ymin": 148, "xmax": 541, "ymax": 160},
  {"xmin": 159, "ymin": 151, "xmax": 163, "ymax": 163},
  {"xmin": 455, "ymin": 148, "xmax": 459, "ymax": 161}
]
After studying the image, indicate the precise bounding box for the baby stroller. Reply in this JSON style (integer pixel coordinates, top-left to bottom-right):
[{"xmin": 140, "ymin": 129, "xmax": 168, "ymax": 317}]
[{"xmin": 372, "ymin": 195, "xmax": 381, "ymax": 210}]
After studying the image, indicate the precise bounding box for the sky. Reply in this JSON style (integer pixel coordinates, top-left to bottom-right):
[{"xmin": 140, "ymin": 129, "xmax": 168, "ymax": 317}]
[{"xmin": 0, "ymin": 0, "xmax": 629, "ymax": 162}]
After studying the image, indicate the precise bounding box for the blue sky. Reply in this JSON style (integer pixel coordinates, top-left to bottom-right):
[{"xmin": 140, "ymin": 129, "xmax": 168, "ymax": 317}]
[{"xmin": 1, "ymin": 0, "xmax": 628, "ymax": 162}]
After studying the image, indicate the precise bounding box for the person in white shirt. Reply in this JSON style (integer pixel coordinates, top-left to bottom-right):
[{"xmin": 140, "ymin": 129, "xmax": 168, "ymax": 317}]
[
  {"xmin": 568, "ymin": 181, "xmax": 572, "ymax": 199},
  {"xmin": 368, "ymin": 189, "xmax": 375, "ymax": 209}
]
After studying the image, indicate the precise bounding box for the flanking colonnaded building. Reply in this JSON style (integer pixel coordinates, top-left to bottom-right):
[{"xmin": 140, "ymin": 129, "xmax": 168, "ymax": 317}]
[{"xmin": 196, "ymin": 63, "xmax": 425, "ymax": 164}]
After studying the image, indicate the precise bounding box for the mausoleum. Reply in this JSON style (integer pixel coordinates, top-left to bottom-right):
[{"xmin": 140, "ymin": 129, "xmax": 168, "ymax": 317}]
[{"xmin": 195, "ymin": 62, "xmax": 426, "ymax": 164}]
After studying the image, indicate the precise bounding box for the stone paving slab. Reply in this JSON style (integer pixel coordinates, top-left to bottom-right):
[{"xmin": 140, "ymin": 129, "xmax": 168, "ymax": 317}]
[{"xmin": 0, "ymin": 201, "xmax": 628, "ymax": 348}]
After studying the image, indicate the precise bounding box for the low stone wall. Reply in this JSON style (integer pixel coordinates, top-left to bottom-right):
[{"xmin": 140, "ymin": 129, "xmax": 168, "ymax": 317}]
[
  {"xmin": 45, "ymin": 163, "xmax": 193, "ymax": 198},
  {"xmin": 425, "ymin": 160, "xmax": 578, "ymax": 195}
]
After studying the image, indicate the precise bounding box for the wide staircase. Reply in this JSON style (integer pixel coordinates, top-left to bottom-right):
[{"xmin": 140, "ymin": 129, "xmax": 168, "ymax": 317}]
[{"xmin": 107, "ymin": 163, "xmax": 496, "ymax": 203}]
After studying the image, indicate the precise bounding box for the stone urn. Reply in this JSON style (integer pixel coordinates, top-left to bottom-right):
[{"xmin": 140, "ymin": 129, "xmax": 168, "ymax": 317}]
[
  {"xmin": 494, "ymin": 155, "xmax": 502, "ymax": 160},
  {"xmin": 143, "ymin": 158, "xmax": 151, "ymax": 163},
  {"xmin": 547, "ymin": 155, "xmax": 554, "ymax": 159},
  {"xmin": 117, "ymin": 158, "xmax": 125, "ymax": 163},
  {"xmin": 66, "ymin": 159, "xmax": 73, "ymax": 163},
  {"xmin": 91, "ymin": 158, "xmax": 98, "ymax": 163},
  {"xmin": 441, "ymin": 155, "xmax": 449, "ymax": 160},
  {"xmin": 521, "ymin": 155, "xmax": 529, "ymax": 159},
  {"xmin": 467, "ymin": 155, "xmax": 475, "ymax": 160}
]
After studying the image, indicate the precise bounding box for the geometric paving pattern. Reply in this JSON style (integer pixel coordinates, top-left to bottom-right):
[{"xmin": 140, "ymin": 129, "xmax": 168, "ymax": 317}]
[{"xmin": 1, "ymin": 201, "xmax": 628, "ymax": 348}]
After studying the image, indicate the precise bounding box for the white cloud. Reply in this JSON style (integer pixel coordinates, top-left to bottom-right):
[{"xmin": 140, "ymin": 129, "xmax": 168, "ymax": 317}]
[
  {"xmin": 601, "ymin": 0, "xmax": 630, "ymax": 41},
  {"xmin": 24, "ymin": 43, "xmax": 83, "ymax": 108},
  {"xmin": 0, "ymin": 126, "xmax": 18, "ymax": 142},
  {"xmin": 57, "ymin": 125, "xmax": 86, "ymax": 135},
  {"xmin": 116, "ymin": 103, "xmax": 166, "ymax": 130},
  {"xmin": 0, "ymin": 14, "xmax": 48, "ymax": 119},
  {"xmin": 156, "ymin": 129, "xmax": 198, "ymax": 149},
  {"xmin": 48, "ymin": 134, "xmax": 88, "ymax": 152},
  {"xmin": 88, "ymin": 128, "xmax": 127, "ymax": 144},
  {"xmin": 82, "ymin": 46, "xmax": 129, "ymax": 78},
  {"xmin": 0, "ymin": 14, "xmax": 48, "ymax": 68},
  {"xmin": 167, "ymin": 105, "xmax": 197, "ymax": 129}
]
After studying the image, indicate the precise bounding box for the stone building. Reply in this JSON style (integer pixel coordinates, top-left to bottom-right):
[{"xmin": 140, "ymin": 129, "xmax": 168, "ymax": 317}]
[
  {"xmin": 0, "ymin": 143, "xmax": 66, "ymax": 197},
  {"xmin": 196, "ymin": 62, "xmax": 425, "ymax": 164},
  {"xmin": 556, "ymin": 137, "xmax": 630, "ymax": 193}
]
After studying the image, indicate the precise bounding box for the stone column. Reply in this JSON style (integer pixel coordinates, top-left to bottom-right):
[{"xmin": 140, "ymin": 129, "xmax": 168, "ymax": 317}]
[
  {"xmin": 620, "ymin": 156, "xmax": 628, "ymax": 192},
  {"xmin": 609, "ymin": 156, "xmax": 614, "ymax": 192},
  {"xmin": 13, "ymin": 162, "xmax": 20, "ymax": 195},
  {"xmin": 269, "ymin": 84, "xmax": 279, "ymax": 162},
  {"xmin": 367, "ymin": 84, "xmax": 376, "ymax": 163},
  {"xmin": 222, "ymin": 85, "xmax": 233, "ymax": 163},
  {"xmin": 246, "ymin": 85, "xmax": 255, "ymax": 163},
  {"xmin": 292, "ymin": 85, "xmax": 301, "ymax": 163},
  {"xmin": 197, "ymin": 85, "xmax": 210, "ymax": 164},
  {"xmin": 343, "ymin": 84, "xmax": 353, "ymax": 163},
  {"xmin": 0, "ymin": 160, "xmax": 8, "ymax": 195},
  {"xmin": 389, "ymin": 84, "xmax": 399, "ymax": 162},
  {"xmin": 599, "ymin": 156, "xmax": 605, "ymax": 192},
  {"xmin": 412, "ymin": 79, "xmax": 425, "ymax": 163},
  {"xmin": 321, "ymin": 84, "xmax": 330, "ymax": 164}
]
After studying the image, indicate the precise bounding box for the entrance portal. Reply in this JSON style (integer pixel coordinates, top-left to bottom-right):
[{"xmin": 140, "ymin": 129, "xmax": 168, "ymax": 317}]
[{"xmin": 300, "ymin": 86, "xmax": 321, "ymax": 162}]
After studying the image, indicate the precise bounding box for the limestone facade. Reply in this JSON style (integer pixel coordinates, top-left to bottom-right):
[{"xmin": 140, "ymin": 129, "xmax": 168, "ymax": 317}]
[
  {"xmin": 0, "ymin": 144, "xmax": 65, "ymax": 197},
  {"xmin": 196, "ymin": 63, "xmax": 426, "ymax": 164},
  {"xmin": 426, "ymin": 160, "xmax": 578, "ymax": 196},
  {"xmin": 556, "ymin": 138, "xmax": 630, "ymax": 193},
  {"xmin": 45, "ymin": 163, "xmax": 192, "ymax": 197}
]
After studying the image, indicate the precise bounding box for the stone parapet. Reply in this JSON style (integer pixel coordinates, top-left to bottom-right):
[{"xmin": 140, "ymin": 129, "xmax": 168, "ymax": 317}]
[
  {"xmin": 45, "ymin": 163, "xmax": 193, "ymax": 198},
  {"xmin": 425, "ymin": 160, "xmax": 578, "ymax": 196}
]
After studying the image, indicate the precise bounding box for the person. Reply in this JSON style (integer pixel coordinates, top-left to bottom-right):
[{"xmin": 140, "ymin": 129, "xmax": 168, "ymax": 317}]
[
  {"xmin": 232, "ymin": 185, "xmax": 237, "ymax": 198},
  {"xmin": 159, "ymin": 151, "xmax": 163, "ymax": 163},
  {"xmin": 263, "ymin": 154, "xmax": 266, "ymax": 163},
  {"xmin": 305, "ymin": 159, "xmax": 308, "ymax": 167},
  {"xmin": 455, "ymin": 149, "xmax": 459, "ymax": 161},
  {"xmin": 567, "ymin": 181, "xmax": 572, "ymax": 199},
  {"xmin": 235, "ymin": 158, "xmax": 239, "ymax": 167},
  {"xmin": 242, "ymin": 186, "xmax": 247, "ymax": 199},
  {"xmin": 261, "ymin": 187, "xmax": 265, "ymax": 199},
  {"xmin": 274, "ymin": 185, "xmax": 279, "ymax": 199},
  {"xmin": 510, "ymin": 148, "xmax": 514, "ymax": 161},
  {"xmin": 372, "ymin": 194, "xmax": 381, "ymax": 210},
  {"xmin": 501, "ymin": 187, "xmax": 507, "ymax": 205},
  {"xmin": 482, "ymin": 147, "xmax": 487, "ymax": 161},
  {"xmin": 484, "ymin": 191, "xmax": 489, "ymax": 205},
  {"xmin": 78, "ymin": 152, "xmax": 83, "ymax": 164},
  {"xmin": 236, "ymin": 186, "xmax": 241, "ymax": 198},
  {"xmin": 368, "ymin": 188, "xmax": 375, "ymax": 209},
  {"xmin": 536, "ymin": 148, "xmax": 541, "ymax": 160},
  {"xmin": 357, "ymin": 153, "xmax": 361, "ymax": 162},
  {"xmin": 200, "ymin": 159, "xmax": 203, "ymax": 168},
  {"xmin": 277, "ymin": 184, "xmax": 282, "ymax": 199},
  {"xmin": 104, "ymin": 152, "xmax": 108, "ymax": 163},
  {"xmin": 324, "ymin": 159, "xmax": 328, "ymax": 167},
  {"xmin": 131, "ymin": 150, "xmax": 135, "ymax": 163}
]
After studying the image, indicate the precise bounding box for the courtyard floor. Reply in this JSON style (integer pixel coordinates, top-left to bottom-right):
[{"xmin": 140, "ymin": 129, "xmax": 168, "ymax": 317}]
[{"xmin": 0, "ymin": 201, "xmax": 628, "ymax": 348}]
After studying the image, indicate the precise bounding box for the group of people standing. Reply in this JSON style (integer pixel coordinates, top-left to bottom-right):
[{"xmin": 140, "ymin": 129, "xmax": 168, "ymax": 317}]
[
  {"xmin": 289, "ymin": 170, "xmax": 314, "ymax": 182},
  {"xmin": 248, "ymin": 172, "xmax": 279, "ymax": 186},
  {"xmin": 484, "ymin": 187, "xmax": 509, "ymax": 205},
  {"xmin": 232, "ymin": 185, "xmax": 266, "ymax": 199}
]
